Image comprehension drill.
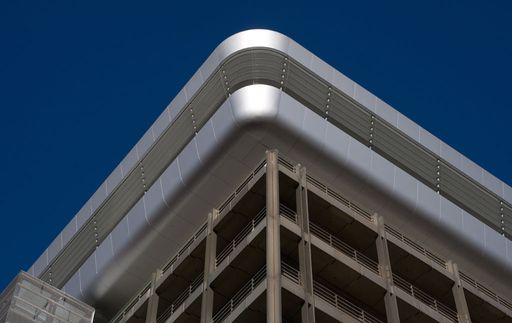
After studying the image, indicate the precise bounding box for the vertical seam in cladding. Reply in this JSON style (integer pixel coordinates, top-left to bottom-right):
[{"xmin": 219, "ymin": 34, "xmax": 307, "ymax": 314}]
[
  {"xmin": 37, "ymin": 47, "xmax": 512, "ymax": 290},
  {"xmin": 159, "ymin": 178, "xmax": 170, "ymax": 209}
]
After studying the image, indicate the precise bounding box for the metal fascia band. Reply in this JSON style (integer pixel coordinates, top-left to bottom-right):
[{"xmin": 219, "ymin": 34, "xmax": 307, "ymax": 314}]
[{"xmin": 39, "ymin": 41, "xmax": 512, "ymax": 289}]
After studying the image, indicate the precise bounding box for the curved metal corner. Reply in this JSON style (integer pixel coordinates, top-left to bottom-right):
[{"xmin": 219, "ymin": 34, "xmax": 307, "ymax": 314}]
[
  {"xmin": 34, "ymin": 29, "xmax": 512, "ymax": 315},
  {"xmin": 64, "ymin": 83, "xmax": 512, "ymax": 316},
  {"xmin": 214, "ymin": 29, "xmax": 291, "ymax": 63},
  {"xmin": 230, "ymin": 84, "xmax": 281, "ymax": 127}
]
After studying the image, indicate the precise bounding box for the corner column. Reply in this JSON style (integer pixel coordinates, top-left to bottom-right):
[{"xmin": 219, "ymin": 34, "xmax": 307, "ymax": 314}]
[
  {"xmin": 447, "ymin": 261, "xmax": 472, "ymax": 323},
  {"xmin": 266, "ymin": 150, "xmax": 282, "ymax": 323},
  {"xmin": 374, "ymin": 214, "xmax": 400, "ymax": 323},
  {"xmin": 145, "ymin": 270, "xmax": 162, "ymax": 323},
  {"xmin": 295, "ymin": 164, "xmax": 316, "ymax": 323},
  {"xmin": 200, "ymin": 210, "xmax": 218, "ymax": 323}
]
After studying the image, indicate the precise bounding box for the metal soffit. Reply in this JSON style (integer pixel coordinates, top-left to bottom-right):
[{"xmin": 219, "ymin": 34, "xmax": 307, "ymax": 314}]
[{"xmin": 37, "ymin": 31, "xmax": 512, "ymax": 289}]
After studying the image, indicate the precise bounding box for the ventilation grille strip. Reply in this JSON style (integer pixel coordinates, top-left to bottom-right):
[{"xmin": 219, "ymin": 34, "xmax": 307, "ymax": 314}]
[{"xmin": 39, "ymin": 48, "xmax": 512, "ymax": 288}]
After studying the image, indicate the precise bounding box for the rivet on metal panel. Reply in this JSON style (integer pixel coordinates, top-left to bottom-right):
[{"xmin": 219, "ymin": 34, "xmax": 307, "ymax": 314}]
[
  {"xmin": 190, "ymin": 106, "xmax": 198, "ymax": 135},
  {"xmin": 139, "ymin": 164, "xmax": 147, "ymax": 193},
  {"xmin": 93, "ymin": 217, "xmax": 98, "ymax": 248},
  {"xmin": 369, "ymin": 114, "xmax": 375, "ymax": 149},
  {"xmin": 436, "ymin": 159, "xmax": 441, "ymax": 193},
  {"xmin": 500, "ymin": 202, "xmax": 505, "ymax": 235},
  {"xmin": 325, "ymin": 87, "xmax": 332, "ymax": 121},
  {"xmin": 280, "ymin": 57, "xmax": 289, "ymax": 89},
  {"xmin": 220, "ymin": 67, "xmax": 230, "ymax": 97}
]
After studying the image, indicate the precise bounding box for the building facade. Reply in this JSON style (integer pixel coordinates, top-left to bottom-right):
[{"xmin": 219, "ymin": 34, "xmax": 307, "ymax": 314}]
[{"xmin": 5, "ymin": 30, "xmax": 512, "ymax": 322}]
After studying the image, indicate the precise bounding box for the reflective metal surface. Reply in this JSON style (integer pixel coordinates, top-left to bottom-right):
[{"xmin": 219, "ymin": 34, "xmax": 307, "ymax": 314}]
[{"xmin": 26, "ymin": 30, "xmax": 512, "ymax": 316}]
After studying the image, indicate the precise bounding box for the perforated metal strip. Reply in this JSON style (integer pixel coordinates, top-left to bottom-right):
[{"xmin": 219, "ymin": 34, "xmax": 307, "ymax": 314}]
[{"xmin": 40, "ymin": 47, "xmax": 512, "ymax": 288}]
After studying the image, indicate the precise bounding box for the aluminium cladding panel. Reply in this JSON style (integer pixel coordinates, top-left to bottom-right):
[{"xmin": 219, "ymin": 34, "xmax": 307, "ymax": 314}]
[
  {"xmin": 281, "ymin": 50, "xmax": 510, "ymax": 239},
  {"xmin": 33, "ymin": 29, "xmax": 512, "ymax": 291},
  {"xmin": 35, "ymin": 41, "xmax": 256, "ymax": 285},
  {"xmin": 441, "ymin": 162, "xmax": 502, "ymax": 230},
  {"xmin": 30, "ymin": 46, "xmax": 212, "ymax": 282},
  {"xmin": 40, "ymin": 161, "xmax": 146, "ymax": 286},
  {"xmin": 285, "ymin": 58, "xmax": 329, "ymax": 116},
  {"xmin": 62, "ymin": 100, "xmax": 252, "ymax": 310},
  {"xmin": 373, "ymin": 118, "xmax": 438, "ymax": 190},
  {"xmin": 62, "ymin": 85, "xmax": 512, "ymax": 312},
  {"xmin": 328, "ymin": 89, "xmax": 372, "ymax": 143},
  {"xmin": 223, "ymin": 49, "xmax": 284, "ymax": 92},
  {"xmin": 38, "ymin": 57, "xmax": 226, "ymax": 288}
]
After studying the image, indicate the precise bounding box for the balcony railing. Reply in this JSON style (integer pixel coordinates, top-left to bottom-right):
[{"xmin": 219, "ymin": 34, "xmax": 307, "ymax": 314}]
[
  {"xmin": 280, "ymin": 203, "xmax": 380, "ymax": 275},
  {"xmin": 281, "ymin": 262, "xmax": 383, "ymax": 323},
  {"xmin": 212, "ymin": 266, "xmax": 266, "ymax": 323},
  {"xmin": 279, "ymin": 204, "xmax": 297, "ymax": 222},
  {"xmin": 211, "ymin": 262, "xmax": 384, "ymax": 323},
  {"xmin": 313, "ymin": 280, "xmax": 383, "ymax": 323},
  {"xmin": 305, "ymin": 174, "xmax": 374, "ymax": 223},
  {"xmin": 162, "ymin": 222, "xmax": 208, "ymax": 274},
  {"xmin": 157, "ymin": 273, "xmax": 204, "ymax": 323},
  {"xmin": 459, "ymin": 270, "xmax": 512, "ymax": 312},
  {"xmin": 281, "ymin": 207, "xmax": 457, "ymax": 322},
  {"xmin": 218, "ymin": 159, "xmax": 266, "ymax": 215},
  {"xmin": 216, "ymin": 207, "xmax": 266, "ymax": 266},
  {"xmin": 110, "ymin": 222, "xmax": 207, "ymax": 323},
  {"xmin": 110, "ymin": 155, "xmax": 512, "ymax": 323},
  {"xmin": 309, "ymin": 221, "xmax": 380, "ymax": 275},
  {"xmin": 384, "ymin": 224, "xmax": 447, "ymax": 269},
  {"xmin": 393, "ymin": 274, "xmax": 458, "ymax": 322},
  {"xmin": 281, "ymin": 262, "xmax": 301, "ymax": 285}
]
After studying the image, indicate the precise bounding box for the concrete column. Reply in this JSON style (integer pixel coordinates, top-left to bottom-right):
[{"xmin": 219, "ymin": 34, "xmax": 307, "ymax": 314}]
[
  {"xmin": 447, "ymin": 261, "xmax": 472, "ymax": 323},
  {"xmin": 374, "ymin": 214, "xmax": 400, "ymax": 323},
  {"xmin": 200, "ymin": 210, "xmax": 218, "ymax": 323},
  {"xmin": 145, "ymin": 270, "xmax": 162, "ymax": 323},
  {"xmin": 295, "ymin": 164, "xmax": 316, "ymax": 323},
  {"xmin": 266, "ymin": 150, "xmax": 282, "ymax": 323}
]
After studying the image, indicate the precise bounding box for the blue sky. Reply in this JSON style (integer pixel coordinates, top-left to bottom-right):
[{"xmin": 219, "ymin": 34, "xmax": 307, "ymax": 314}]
[{"xmin": 0, "ymin": 1, "xmax": 510, "ymax": 290}]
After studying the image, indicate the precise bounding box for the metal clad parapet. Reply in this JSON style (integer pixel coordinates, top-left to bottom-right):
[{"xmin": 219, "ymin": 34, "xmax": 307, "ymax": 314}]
[{"xmin": 38, "ymin": 38, "xmax": 512, "ymax": 290}]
